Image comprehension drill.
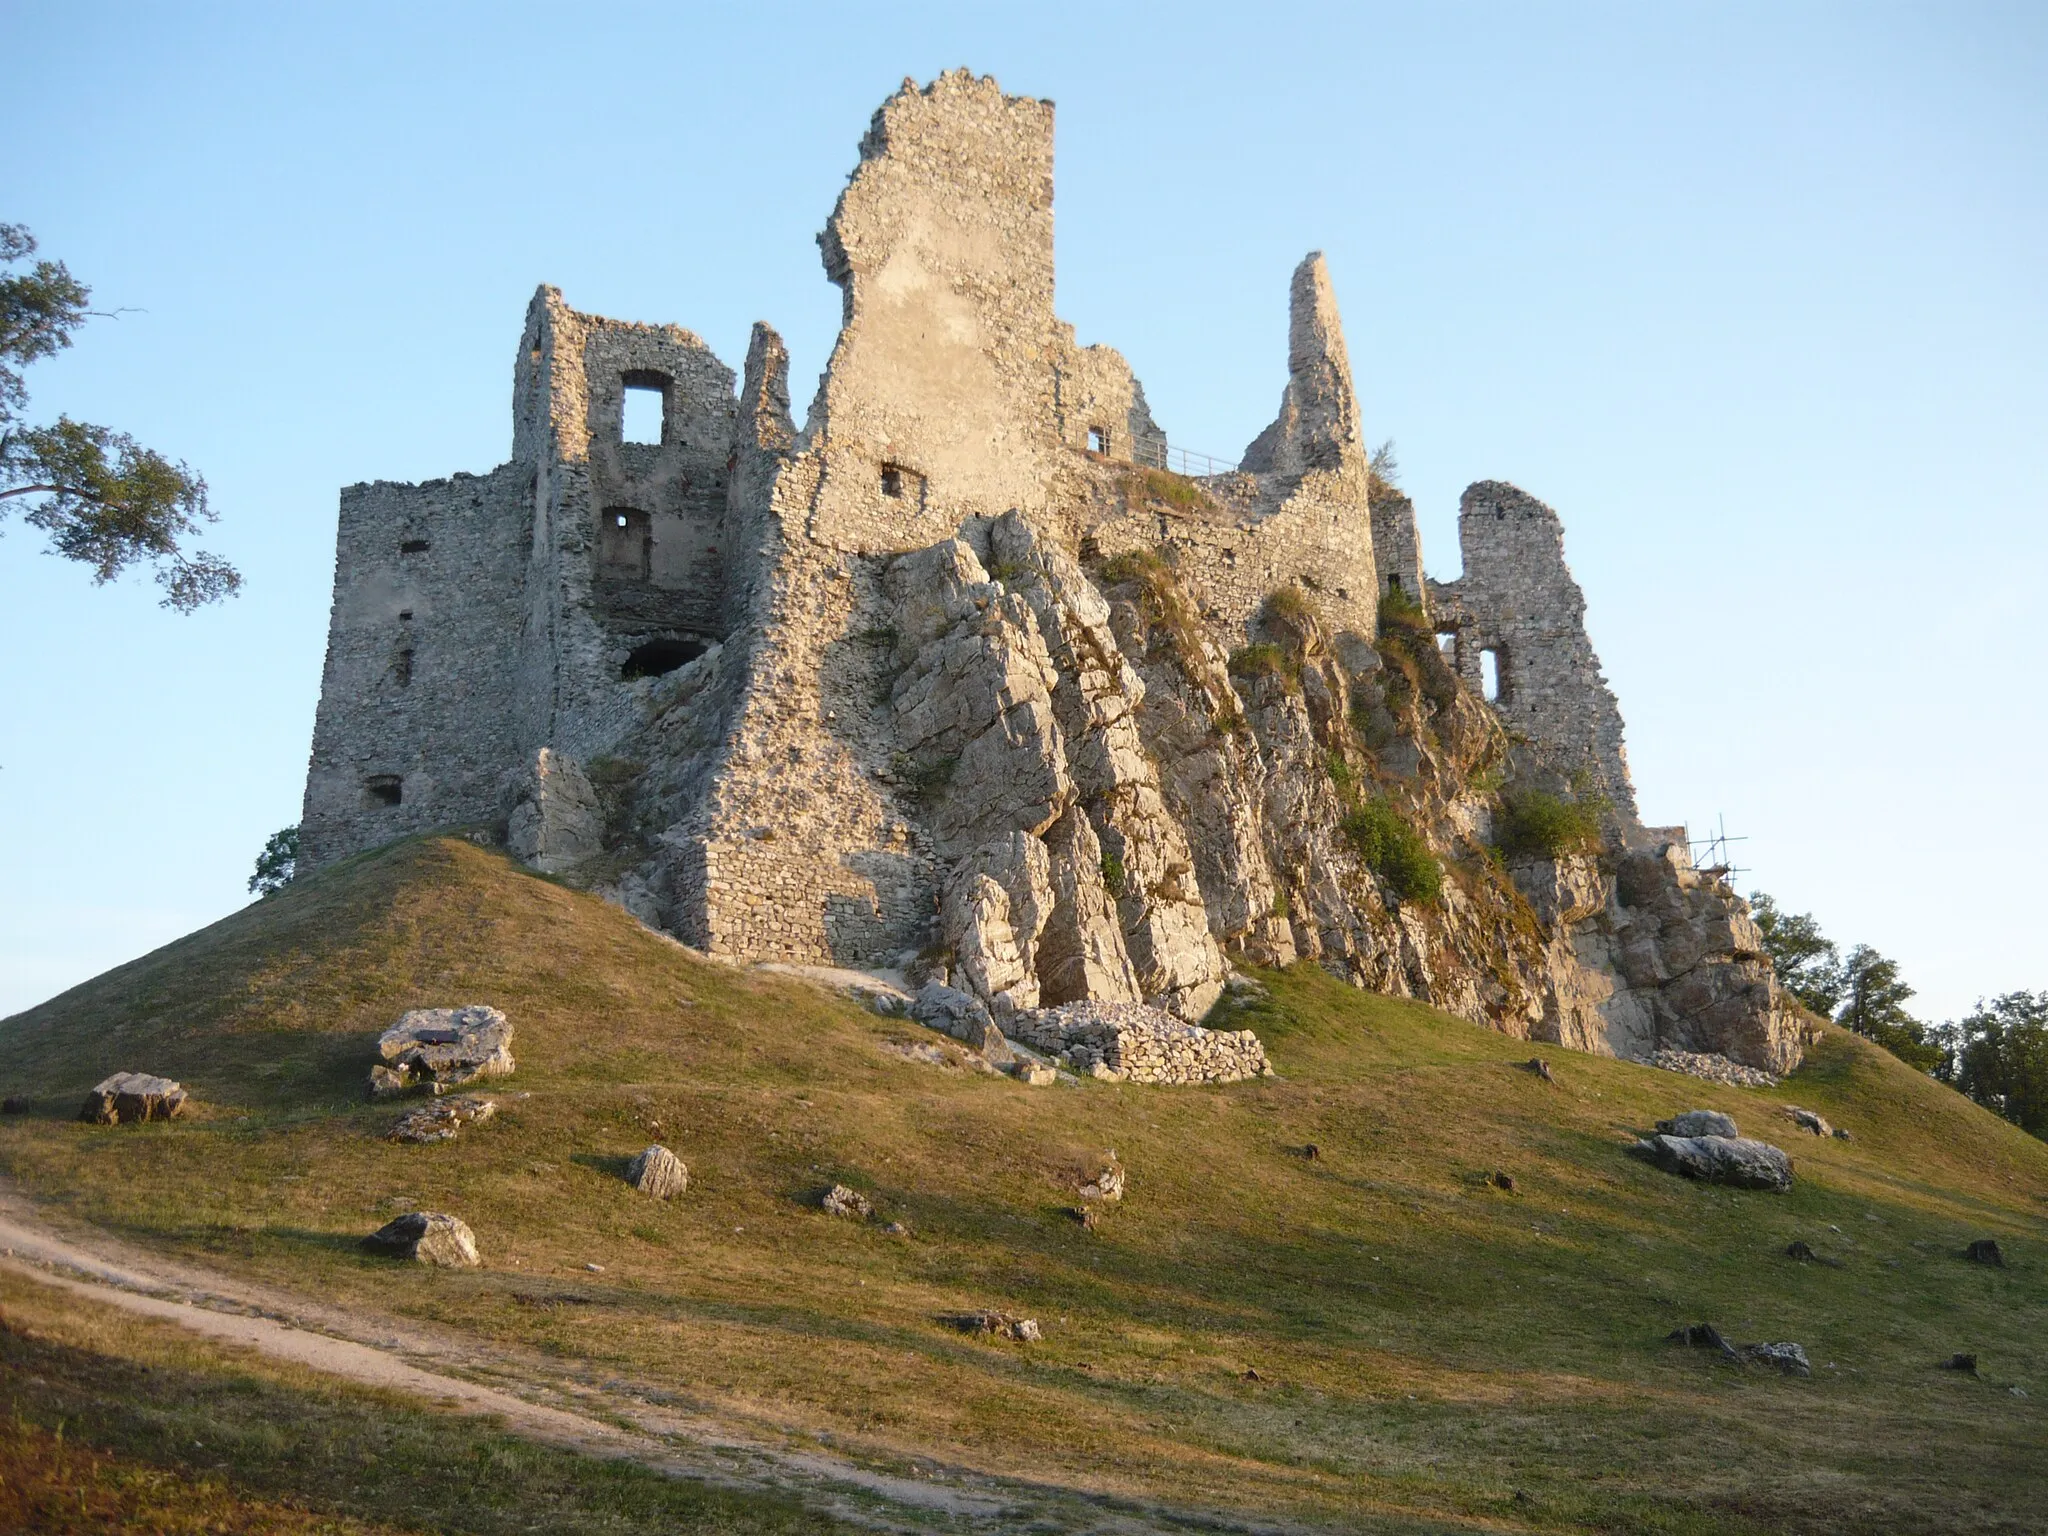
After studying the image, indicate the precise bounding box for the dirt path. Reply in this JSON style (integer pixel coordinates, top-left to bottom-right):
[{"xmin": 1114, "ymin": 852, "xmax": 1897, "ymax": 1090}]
[{"xmin": 0, "ymin": 1185, "xmax": 1306, "ymax": 1535}]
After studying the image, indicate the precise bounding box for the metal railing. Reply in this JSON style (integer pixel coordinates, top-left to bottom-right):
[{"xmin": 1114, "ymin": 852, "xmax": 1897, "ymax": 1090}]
[{"xmin": 1128, "ymin": 438, "xmax": 1240, "ymax": 478}]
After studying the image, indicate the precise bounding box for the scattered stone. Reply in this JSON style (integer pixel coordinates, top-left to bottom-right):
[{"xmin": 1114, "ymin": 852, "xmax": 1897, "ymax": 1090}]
[
  {"xmin": 1942, "ymin": 1353, "xmax": 1979, "ymax": 1375},
  {"xmin": 360, "ymin": 1211, "xmax": 479, "ymax": 1267},
  {"xmin": 1631, "ymin": 1133, "xmax": 1793, "ymax": 1192},
  {"xmin": 1079, "ymin": 1153, "xmax": 1125, "ymax": 1203},
  {"xmin": 1831, "ymin": 1126, "xmax": 1853, "ymax": 1141},
  {"xmin": 882, "ymin": 1221, "xmax": 910, "ymax": 1236},
  {"xmin": 1242, "ymin": 1367, "xmax": 1263, "ymax": 1382},
  {"xmin": 1743, "ymin": 1341, "xmax": 1812, "ymax": 1377},
  {"xmin": 1075, "ymin": 1205, "xmax": 1101, "ymax": 1232},
  {"xmin": 1637, "ymin": 1049, "xmax": 1779, "ymax": 1089},
  {"xmin": 950, "ymin": 1310, "xmax": 1040, "ymax": 1342},
  {"xmin": 375, "ymin": 1006, "xmax": 514, "ymax": 1093},
  {"xmin": 1784, "ymin": 1107, "xmax": 1833, "ymax": 1138},
  {"xmin": 1302, "ymin": 1143, "xmax": 1321, "ymax": 1161},
  {"xmin": 821, "ymin": 1184, "xmax": 874, "ymax": 1220},
  {"xmin": 79, "ymin": 1073, "xmax": 187, "ymax": 1126},
  {"xmin": 366, "ymin": 1064, "xmax": 413, "ymax": 1100},
  {"xmin": 1489, "ymin": 1170, "xmax": 1518, "ymax": 1193},
  {"xmin": 1786, "ymin": 1240, "xmax": 1815, "ymax": 1262},
  {"xmin": 2, "ymin": 1096, "xmax": 27, "ymax": 1115},
  {"xmin": 625, "ymin": 1144, "xmax": 688, "ymax": 1199},
  {"xmin": 1011, "ymin": 1061, "xmax": 1056, "ymax": 1086},
  {"xmin": 1655, "ymin": 1110, "xmax": 1739, "ymax": 1139},
  {"xmin": 584, "ymin": 1262, "xmax": 605, "ymax": 1273},
  {"xmin": 1524, "ymin": 1057, "xmax": 1555, "ymax": 1083},
  {"xmin": 1965, "ymin": 1239, "xmax": 2005, "ymax": 1267},
  {"xmin": 386, "ymin": 1095, "xmax": 496, "ymax": 1144}
]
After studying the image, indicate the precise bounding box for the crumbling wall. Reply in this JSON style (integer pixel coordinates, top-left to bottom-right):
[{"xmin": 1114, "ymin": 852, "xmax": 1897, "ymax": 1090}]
[
  {"xmin": 1370, "ymin": 485, "xmax": 1427, "ymax": 606},
  {"xmin": 1051, "ymin": 327, "xmax": 1166, "ymax": 466},
  {"xmin": 300, "ymin": 465, "xmax": 530, "ymax": 866},
  {"xmin": 1433, "ymin": 481, "xmax": 1638, "ymax": 823}
]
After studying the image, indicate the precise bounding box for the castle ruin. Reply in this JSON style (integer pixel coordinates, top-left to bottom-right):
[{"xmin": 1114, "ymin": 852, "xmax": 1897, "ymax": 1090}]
[{"xmin": 302, "ymin": 72, "xmax": 1800, "ymax": 1073}]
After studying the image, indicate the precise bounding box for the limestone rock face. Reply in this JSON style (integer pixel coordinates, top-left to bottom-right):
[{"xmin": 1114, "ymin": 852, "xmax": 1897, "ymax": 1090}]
[
  {"xmin": 361, "ymin": 1211, "xmax": 480, "ymax": 1267},
  {"xmin": 909, "ymin": 981, "xmax": 1009, "ymax": 1058},
  {"xmin": 626, "ymin": 1144, "xmax": 688, "ymax": 1199},
  {"xmin": 1632, "ymin": 1133, "xmax": 1794, "ymax": 1192},
  {"xmin": 507, "ymin": 749, "xmax": 604, "ymax": 874},
  {"xmin": 79, "ymin": 1073, "xmax": 187, "ymax": 1126},
  {"xmin": 377, "ymin": 1006, "xmax": 515, "ymax": 1089}
]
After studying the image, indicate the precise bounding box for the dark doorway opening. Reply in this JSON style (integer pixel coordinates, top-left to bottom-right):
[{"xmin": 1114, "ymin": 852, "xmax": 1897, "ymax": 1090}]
[{"xmin": 622, "ymin": 637, "xmax": 705, "ymax": 681}]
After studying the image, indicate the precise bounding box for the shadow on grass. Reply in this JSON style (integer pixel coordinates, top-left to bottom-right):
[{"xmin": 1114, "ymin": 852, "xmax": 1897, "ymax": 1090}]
[{"xmin": 570, "ymin": 1151, "xmax": 632, "ymax": 1183}]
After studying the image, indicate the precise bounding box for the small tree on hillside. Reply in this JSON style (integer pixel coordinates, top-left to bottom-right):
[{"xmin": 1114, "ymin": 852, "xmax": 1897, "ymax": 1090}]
[
  {"xmin": 0, "ymin": 223, "xmax": 239, "ymax": 611},
  {"xmin": 1835, "ymin": 944, "xmax": 1943, "ymax": 1071},
  {"xmin": 1937, "ymin": 992, "xmax": 2048, "ymax": 1139},
  {"xmin": 249, "ymin": 825, "xmax": 299, "ymax": 896},
  {"xmin": 1749, "ymin": 892, "xmax": 1844, "ymax": 1016}
]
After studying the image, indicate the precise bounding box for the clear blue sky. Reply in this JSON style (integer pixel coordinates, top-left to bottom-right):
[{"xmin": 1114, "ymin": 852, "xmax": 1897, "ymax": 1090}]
[{"xmin": 3, "ymin": 2, "xmax": 2042, "ymax": 1023}]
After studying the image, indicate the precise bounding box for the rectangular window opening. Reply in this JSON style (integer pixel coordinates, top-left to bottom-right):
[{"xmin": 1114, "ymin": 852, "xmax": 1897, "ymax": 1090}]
[
  {"xmin": 400, "ymin": 539, "xmax": 430, "ymax": 555},
  {"xmin": 1087, "ymin": 425, "xmax": 1108, "ymax": 454},
  {"xmin": 598, "ymin": 507, "xmax": 653, "ymax": 579},
  {"xmin": 1481, "ymin": 648, "xmax": 1505, "ymax": 704},
  {"xmin": 621, "ymin": 384, "xmax": 664, "ymax": 444},
  {"xmin": 365, "ymin": 775, "xmax": 403, "ymax": 808},
  {"xmin": 880, "ymin": 465, "xmax": 904, "ymax": 499}
]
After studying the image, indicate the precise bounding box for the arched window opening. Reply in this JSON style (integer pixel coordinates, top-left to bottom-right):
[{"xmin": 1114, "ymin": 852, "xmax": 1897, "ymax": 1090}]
[
  {"xmin": 364, "ymin": 775, "xmax": 403, "ymax": 808},
  {"xmin": 622, "ymin": 637, "xmax": 705, "ymax": 681}
]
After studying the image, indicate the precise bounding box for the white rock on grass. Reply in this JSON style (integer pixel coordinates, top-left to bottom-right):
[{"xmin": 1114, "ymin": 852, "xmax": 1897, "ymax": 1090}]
[
  {"xmin": 386, "ymin": 1095, "xmax": 496, "ymax": 1145},
  {"xmin": 626, "ymin": 1144, "xmax": 688, "ymax": 1199},
  {"xmin": 821, "ymin": 1184, "xmax": 874, "ymax": 1219},
  {"xmin": 360, "ymin": 1211, "xmax": 480, "ymax": 1267},
  {"xmin": 1655, "ymin": 1110, "xmax": 1739, "ymax": 1139}
]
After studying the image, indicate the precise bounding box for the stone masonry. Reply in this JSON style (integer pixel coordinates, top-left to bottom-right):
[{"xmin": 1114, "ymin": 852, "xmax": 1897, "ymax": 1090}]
[{"xmin": 300, "ymin": 71, "xmax": 1803, "ymax": 1075}]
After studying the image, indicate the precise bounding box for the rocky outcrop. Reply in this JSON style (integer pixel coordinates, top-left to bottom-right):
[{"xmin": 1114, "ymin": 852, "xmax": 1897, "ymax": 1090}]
[{"xmin": 387, "ymin": 1095, "xmax": 497, "ymax": 1144}]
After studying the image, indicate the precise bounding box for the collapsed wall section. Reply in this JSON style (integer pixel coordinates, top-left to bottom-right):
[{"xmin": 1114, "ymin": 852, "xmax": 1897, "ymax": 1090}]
[{"xmin": 1434, "ymin": 481, "xmax": 1638, "ymax": 823}]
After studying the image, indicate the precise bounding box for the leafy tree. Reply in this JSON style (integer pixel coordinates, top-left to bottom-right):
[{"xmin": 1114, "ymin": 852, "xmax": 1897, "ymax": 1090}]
[
  {"xmin": 1937, "ymin": 992, "xmax": 2048, "ymax": 1139},
  {"xmin": 1835, "ymin": 943, "xmax": 1944, "ymax": 1071},
  {"xmin": 249, "ymin": 825, "xmax": 299, "ymax": 896},
  {"xmin": 1367, "ymin": 438, "xmax": 1400, "ymax": 501},
  {"xmin": 1, "ymin": 223, "xmax": 238, "ymax": 611},
  {"xmin": 1748, "ymin": 891, "xmax": 1844, "ymax": 1016}
]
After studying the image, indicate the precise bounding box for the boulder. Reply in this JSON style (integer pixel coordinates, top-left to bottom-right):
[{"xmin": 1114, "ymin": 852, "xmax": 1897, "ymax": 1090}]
[
  {"xmin": 1012, "ymin": 1061, "xmax": 1056, "ymax": 1086},
  {"xmin": 1785, "ymin": 1107, "xmax": 1833, "ymax": 1138},
  {"xmin": 1655, "ymin": 1110, "xmax": 1739, "ymax": 1139},
  {"xmin": 367, "ymin": 1065, "xmax": 411, "ymax": 1099},
  {"xmin": 626, "ymin": 1144, "xmax": 688, "ymax": 1199},
  {"xmin": 360, "ymin": 1211, "xmax": 479, "ymax": 1267},
  {"xmin": 910, "ymin": 983, "xmax": 1008, "ymax": 1059},
  {"xmin": 376, "ymin": 1006, "xmax": 514, "ymax": 1089},
  {"xmin": 821, "ymin": 1184, "xmax": 873, "ymax": 1220},
  {"xmin": 951, "ymin": 1310, "xmax": 1041, "ymax": 1342},
  {"xmin": 1667, "ymin": 1322, "xmax": 1740, "ymax": 1360},
  {"xmin": 1632, "ymin": 1133, "xmax": 1794, "ymax": 1191},
  {"xmin": 1966, "ymin": 1239, "xmax": 2005, "ymax": 1267},
  {"xmin": 387, "ymin": 1095, "xmax": 496, "ymax": 1144},
  {"xmin": 79, "ymin": 1073, "xmax": 187, "ymax": 1126}
]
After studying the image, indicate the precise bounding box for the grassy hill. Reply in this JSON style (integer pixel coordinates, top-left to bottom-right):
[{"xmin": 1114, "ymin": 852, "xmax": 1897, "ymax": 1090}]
[{"xmin": 2, "ymin": 836, "xmax": 2044, "ymax": 1533}]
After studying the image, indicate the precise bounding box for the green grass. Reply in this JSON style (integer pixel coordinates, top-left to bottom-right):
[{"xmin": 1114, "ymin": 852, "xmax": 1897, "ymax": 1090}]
[
  {"xmin": 2, "ymin": 836, "xmax": 2045, "ymax": 1532},
  {"xmin": 1496, "ymin": 788, "xmax": 1608, "ymax": 860}
]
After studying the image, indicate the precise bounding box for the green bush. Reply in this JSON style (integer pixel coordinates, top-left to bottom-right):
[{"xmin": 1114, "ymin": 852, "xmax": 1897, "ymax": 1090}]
[
  {"xmin": 1100, "ymin": 851, "xmax": 1126, "ymax": 898},
  {"xmin": 1261, "ymin": 585, "xmax": 1315, "ymax": 630},
  {"xmin": 1340, "ymin": 797, "xmax": 1443, "ymax": 905},
  {"xmin": 1227, "ymin": 642, "xmax": 1298, "ymax": 690},
  {"xmin": 1495, "ymin": 789, "xmax": 1607, "ymax": 860}
]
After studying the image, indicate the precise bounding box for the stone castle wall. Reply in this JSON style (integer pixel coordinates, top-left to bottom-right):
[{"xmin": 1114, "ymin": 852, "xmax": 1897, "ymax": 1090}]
[{"xmin": 297, "ymin": 69, "xmax": 1793, "ymax": 1072}]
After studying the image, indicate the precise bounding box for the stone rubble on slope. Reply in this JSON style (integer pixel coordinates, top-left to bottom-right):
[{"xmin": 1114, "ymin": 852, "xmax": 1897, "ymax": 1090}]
[{"xmin": 387, "ymin": 1095, "xmax": 497, "ymax": 1145}]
